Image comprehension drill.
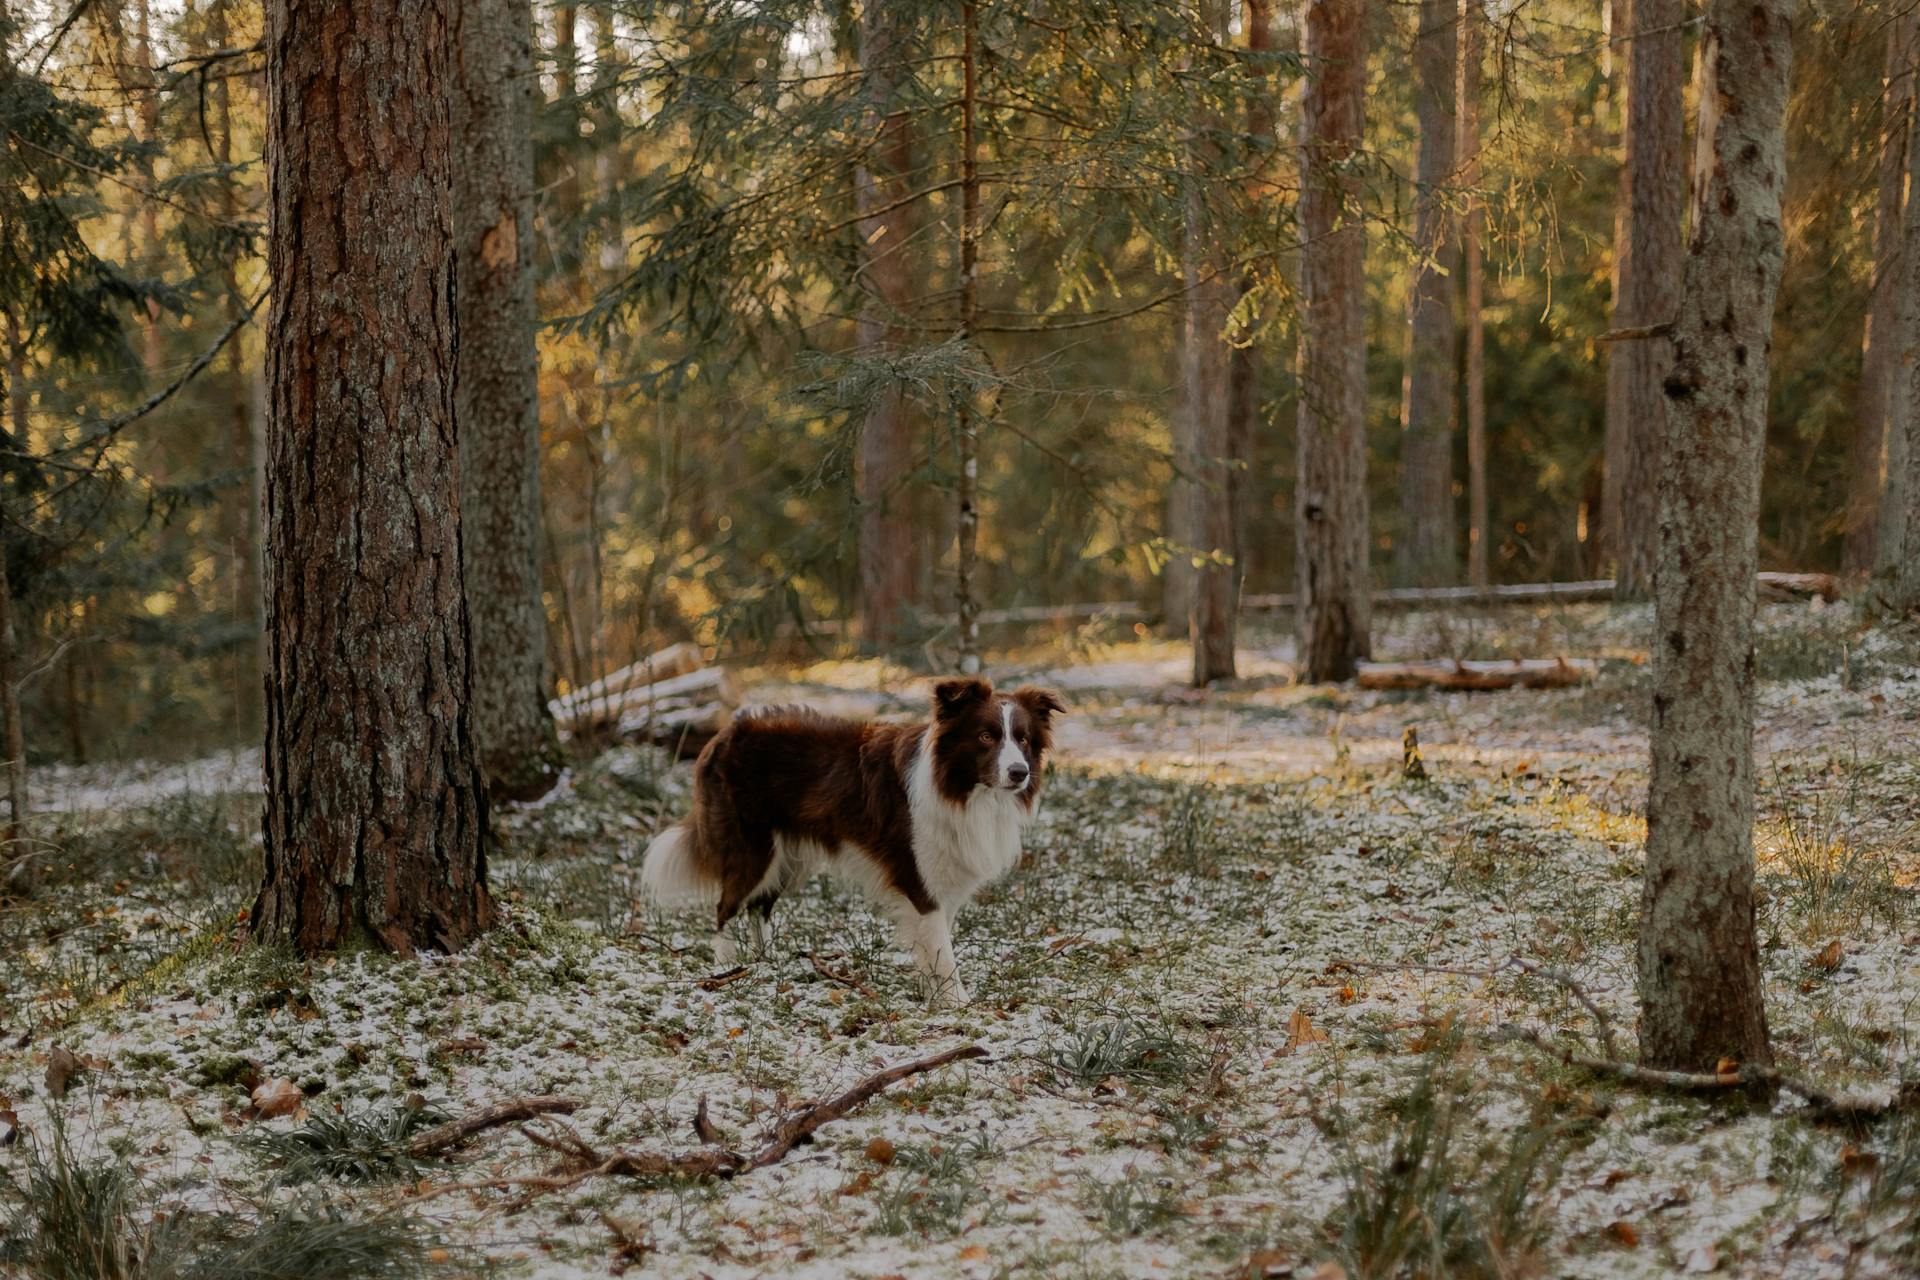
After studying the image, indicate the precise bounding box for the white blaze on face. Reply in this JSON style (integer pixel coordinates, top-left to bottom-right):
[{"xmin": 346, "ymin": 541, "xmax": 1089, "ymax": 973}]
[{"xmin": 996, "ymin": 701, "xmax": 1029, "ymax": 790}]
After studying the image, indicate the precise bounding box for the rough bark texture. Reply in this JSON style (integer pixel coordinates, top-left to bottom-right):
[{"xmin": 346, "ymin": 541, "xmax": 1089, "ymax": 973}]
[
  {"xmin": 856, "ymin": 0, "xmax": 921, "ymax": 652},
  {"xmin": 454, "ymin": 0, "xmax": 561, "ymax": 800},
  {"xmin": 1295, "ymin": 0, "xmax": 1371, "ymax": 683},
  {"xmin": 0, "ymin": 543, "xmax": 23, "ymax": 844},
  {"xmin": 953, "ymin": 0, "xmax": 981, "ymax": 674},
  {"xmin": 1459, "ymin": 0, "xmax": 1486, "ymax": 590},
  {"xmin": 1602, "ymin": 0, "xmax": 1685, "ymax": 600},
  {"xmin": 1177, "ymin": 0, "xmax": 1237, "ymax": 686},
  {"xmin": 1637, "ymin": 0, "xmax": 1791, "ymax": 1073},
  {"xmin": 1224, "ymin": 0, "xmax": 1275, "ymax": 616},
  {"xmin": 1876, "ymin": 76, "xmax": 1920, "ymax": 617},
  {"xmin": 255, "ymin": 0, "xmax": 491, "ymax": 954},
  {"xmin": 1394, "ymin": 0, "xmax": 1457, "ymax": 587},
  {"xmin": 1847, "ymin": 15, "xmax": 1914, "ymax": 577}
]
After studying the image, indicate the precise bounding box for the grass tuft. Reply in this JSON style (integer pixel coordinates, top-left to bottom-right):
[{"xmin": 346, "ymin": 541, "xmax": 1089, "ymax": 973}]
[{"xmin": 243, "ymin": 1098, "xmax": 449, "ymax": 1186}]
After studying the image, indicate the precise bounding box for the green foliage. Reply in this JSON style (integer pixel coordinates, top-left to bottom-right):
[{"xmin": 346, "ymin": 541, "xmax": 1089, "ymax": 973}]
[{"xmin": 243, "ymin": 1098, "xmax": 450, "ymax": 1187}]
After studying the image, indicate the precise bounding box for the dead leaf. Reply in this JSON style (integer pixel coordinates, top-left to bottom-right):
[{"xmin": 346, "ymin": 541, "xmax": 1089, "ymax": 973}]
[
  {"xmin": 693, "ymin": 1096, "xmax": 722, "ymax": 1145},
  {"xmin": 958, "ymin": 1245, "xmax": 988, "ymax": 1262},
  {"xmin": 1285, "ymin": 1009, "xmax": 1330, "ymax": 1054},
  {"xmin": 0, "ymin": 1108, "xmax": 17, "ymax": 1146},
  {"xmin": 250, "ymin": 1078, "xmax": 303, "ymax": 1119},
  {"xmin": 1714, "ymin": 1057, "xmax": 1740, "ymax": 1080},
  {"xmin": 1812, "ymin": 939, "xmax": 1844, "ymax": 971},
  {"xmin": 865, "ymin": 1136, "xmax": 896, "ymax": 1165},
  {"xmin": 1606, "ymin": 1220, "xmax": 1639, "ymax": 1247},
  {"xmin": 45, "ymin": 1046, "xmax": 83, "ymax": 1098},
  {"xmin": 1244, "ymin": 1247, "xmax": 1293, "ymax": 1278}
]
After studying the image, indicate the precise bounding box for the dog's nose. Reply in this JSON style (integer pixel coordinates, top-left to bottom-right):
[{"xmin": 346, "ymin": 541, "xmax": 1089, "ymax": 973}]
[{"xmin": 1007, "ymin": 763, "xmax": 1030, "ymax": 785}]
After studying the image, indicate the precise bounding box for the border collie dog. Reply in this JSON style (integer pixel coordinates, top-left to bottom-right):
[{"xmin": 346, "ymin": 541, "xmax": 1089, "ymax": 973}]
[{"xmin": 641, "ymin": 677, "xmax": 1064, "ymax": 1003}]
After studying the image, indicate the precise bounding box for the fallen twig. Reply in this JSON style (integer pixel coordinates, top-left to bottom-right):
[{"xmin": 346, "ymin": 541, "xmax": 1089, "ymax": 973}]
[
  {"xmin": 406, "ymin": 1045, "xmax": 988, "ymax": 1207},
  {"xmin": 407, "ymin": 1095, "xmax": 578, "ymax": 1159},
  {"xmin": 696, "ymin": 965, "xmax": 751, "ymax": 991},
  {"xmin": 809, "ymin": 952, "xmax": 879, "ymax": 999}
]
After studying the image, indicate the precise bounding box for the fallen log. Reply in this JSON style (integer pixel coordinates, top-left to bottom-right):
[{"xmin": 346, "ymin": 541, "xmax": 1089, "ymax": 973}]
[
  {"xmin": 1756, "ymin": 571, "xmax": 1843, "ymax": 601},
  {"xmin": 550, "ymin": 642, "xmax": 704, "ymax": 722},
  {"xmin": 406, "ymin": 1095, "xmax": 578, "ymax": 1159},
  {"xmin": 1355, "ymin": 657, "xmax": 1599, "ymax": 691},
  {"xmin": 558, "ymin": 667, "xmax": 739, "ymax": 737}
]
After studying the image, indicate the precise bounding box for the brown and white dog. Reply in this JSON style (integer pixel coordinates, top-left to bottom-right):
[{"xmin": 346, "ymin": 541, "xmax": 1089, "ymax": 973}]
[{"xmin": 640, "ymin": 677, "xmax": 1065, "ymax": 1002}]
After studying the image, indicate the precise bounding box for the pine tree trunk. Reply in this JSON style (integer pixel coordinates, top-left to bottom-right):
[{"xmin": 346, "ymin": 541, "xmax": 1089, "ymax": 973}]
[
  {"xmin": 1225, "ymin": 0, "xmax": 1276, "ymax": 613},
  {"xmin": 1603, "ymin": 0, "xmax": 1685, "ymax": 600},
  {"xmin": 953, "ymin": 0, "xmax": 981, "ymax": 675},
  {"xmin": 255, "ymin": 0, "xmax": 491, "ymax": 954},
  {"xmin": 1847, "ymin": 16, "xmax": 1913, "ymax": 577},
  {"xmin": 1637, "ymin": 0, "xmax": 1792, "ymax": 1073},
  {"xmin": 1177, "ymin": 0, "xmax": 1237, "ymax": 686},
  {"xmin": 0, "ymin": 528, "xmax": 23, "ymax": 847},
  {"xmin": 856, "ymin": 0, "xmax": 921, "ymax": 652},
  {"xmin": 454, "ymin": 0, "xmax": 560, "ymax": 801},
  {"xmin": 1459, "ymin": 0, "xmax": 1487, "ymax": 591},
  {"xmin": 1295, "ymin": 0, "xmax": 1371, "ymax": 683},
  {"xmin": 1876, "ymin": 68, "xmax": 1920, "ymax": 617},
  {"xmin": 1395, "ymin": 0, "xmax": 1457, "ymax": 588}
]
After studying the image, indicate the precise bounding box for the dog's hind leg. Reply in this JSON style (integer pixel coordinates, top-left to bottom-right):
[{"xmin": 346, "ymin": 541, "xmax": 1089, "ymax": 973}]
[{"xmin": 711, "ymin": 819, "xmax": 778, "ymax": 969}]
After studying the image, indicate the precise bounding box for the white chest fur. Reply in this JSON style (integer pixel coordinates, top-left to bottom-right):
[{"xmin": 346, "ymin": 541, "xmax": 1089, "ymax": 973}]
[{"xmin": 906, "ymin": 729, "xmax": 1031, "ymax": 909}]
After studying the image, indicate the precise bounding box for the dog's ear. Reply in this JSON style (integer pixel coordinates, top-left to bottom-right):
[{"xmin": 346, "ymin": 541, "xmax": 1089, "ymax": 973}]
[
  {"xmin": 1011, "ymin": 686, "xmax": 1068, "ymax": 725},
  {"xmin": 932, "ymin": 677, "xmax": 993, "ymax": 719}
]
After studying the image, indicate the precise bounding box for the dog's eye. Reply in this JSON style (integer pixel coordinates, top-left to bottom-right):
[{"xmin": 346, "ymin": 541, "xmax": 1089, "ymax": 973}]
[{"xmin": 978, "ymin": 729, "xmax": 995, "ymax": 744}]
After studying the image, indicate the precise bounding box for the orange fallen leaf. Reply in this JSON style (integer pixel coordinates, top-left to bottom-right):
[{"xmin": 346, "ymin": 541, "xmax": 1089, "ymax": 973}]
[
  {"xmin": 1285, "ymin": 1009, "xmax": 1330, "ymax": 1054},
  {"xmin": 958, "ymin": 1245, "xmax": 989, "ymax": 1262},
  {"xmin": 1606, "ymin": 1220, "xmax": 1639, "ymax": 1247},
  {"xmin": 1812, "ymin": 939, "xmax": 1844, "ymax": 971},
  {"xmin": 865, "ymin": 1137, "xmax": 896, "ymax": 1165}
]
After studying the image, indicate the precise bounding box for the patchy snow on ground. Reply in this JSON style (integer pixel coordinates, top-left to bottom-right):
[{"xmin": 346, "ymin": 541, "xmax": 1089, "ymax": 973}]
[{"xmin": 3, "ymin": 604, "xmax": 1917, "ymax": 1279}]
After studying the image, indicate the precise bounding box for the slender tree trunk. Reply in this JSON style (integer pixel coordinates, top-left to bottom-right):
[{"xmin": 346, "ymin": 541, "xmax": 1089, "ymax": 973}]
[
  {"xmin": 1226, "ymin": 0, "xmax": 1275, "ymax": 615},
  {"xmin": 1876, "ymin": 60, "xmax": 1920, "ymax": 617},
  {"xmin": 0, "ymin": 513, "xmax": 22, "ymax": 847},
  {"xmin": 1395, "ymin": 0, "xmax": 1457, "ymax": 587},
  {"xmin": 1459, "ymin": 0, "xmax": 1487, "ymax": 591},
  {"xmin": 1603, "ymin": 0, "xmax": 1685, "ymax": 599},
  {"xmin": 455, "ymin": 0, "xmax": 560, "ymax": 800},
  {"xmin": 953, "ymin": 0, "xmax": 981, "ymax": 675},
  {"xmin": 1637, "ymin": 0, "xmax": 1792, "ymax": 1073},
  {"xmin": 1176, "ymin": 0, "xmax": 1238, "ymax": 686},
  {"xmin": 1295, "ymin": 0, "xmax": 1371, "ymax": 683},
  {"xmin": 255, "ymin": 0, "xmax": 491, "ymax": 954},
  {"xmin": 856, "ymin": 0, "xmax": 921, "ymax": 652},
  {"xmin": 1853, "ymin": 16, "xmax": 1916, "ymax": 578}
]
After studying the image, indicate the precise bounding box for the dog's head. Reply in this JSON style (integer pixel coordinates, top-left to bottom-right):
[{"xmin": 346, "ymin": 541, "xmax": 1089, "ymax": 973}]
[{"xmin": 928, "ymin": 677, "xmax": 1066, "ymax": 804}]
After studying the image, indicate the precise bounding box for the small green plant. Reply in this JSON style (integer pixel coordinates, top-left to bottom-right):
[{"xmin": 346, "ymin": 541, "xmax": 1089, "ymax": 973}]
[
  {"xmin": 1047, "ymin": 1017, "xmax": 1197, "ymax": 1088},
  {"xmin": 1088, "ymin": 1171, "xmax": 1187, "ymax": 1237},
  {"xmin": 1, "ymin": 1115, "xmax": 434, "ymax": 1279},
  {"xmin": 1757, "ymin": 761, "xmax": 1905, "ymax": 940},
  {"xmin": 243, "ymin": 1098, "xmax": 448, "ymax": 1186},
  {"xmin": 1318, "ymin": 1049, "xmax": 1583, "ymax": 1280}
]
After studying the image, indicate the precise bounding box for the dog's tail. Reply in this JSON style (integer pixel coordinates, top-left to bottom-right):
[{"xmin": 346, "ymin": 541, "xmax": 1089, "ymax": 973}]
[{"xmin": 641, "ymin": 821, "xmax": 720, "ymax": 908}]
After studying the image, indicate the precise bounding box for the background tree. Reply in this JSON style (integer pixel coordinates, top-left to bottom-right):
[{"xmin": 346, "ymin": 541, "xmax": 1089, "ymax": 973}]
[
  {"xmin": 1637, "ymin": 0, "xmax": 1793, "ymax": 1073},
  {"xmin": 1874, "ymin": 40, "xmax": 1920, "ymax": 618},
  {"xmin": 253, "ymin": 0, "xmax": 490, "ymax": 954},
  {"xmin": 1295, "ymin": 0, "xmax": 1370, "ymax": 682},
  {"xmin": 1602, "ymin": 0, "xmax": 1685, "ymax": 599},
  {"xmin": 1395, "ymin": 0, "xmax": 1457, "ymax": 588},
  {"xmin": 1458, "ymin": 0, "xmax": 1487, "ymax": 592},
  {"xmin": 454, "ymin": 0, "xmax": 561, "ymax": 799}
]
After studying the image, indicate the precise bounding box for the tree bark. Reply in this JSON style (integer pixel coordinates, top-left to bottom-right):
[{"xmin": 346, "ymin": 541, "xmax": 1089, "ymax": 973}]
[
  {"xmin": 1177, "ymin": 0, "xmax": 1237, "ymax": 686},
  {"xmin": 0, "ymin": 532, "xmax": 23, "ymax": 846},
  {"xmin": 1603, "ymin": 0, "xmax": 1685, "ymax": 600},
  {"xmin": 1876, "ymin": 56, "xmax": 1920, "ymax": 618},
  {"xmin": 1295, "ymin": 0, "xmax": 1371, "ymax": 683},
  {"xmin": 1225, "ymin": 0, "xmax": 1276, "ymax": 619},
  {"xmin": 1395, "ymin": 0, "xmax": 1457, "ymax": 587},
  {"xmin": 1458, "ymin": 0, "xmax": 1487, "ymax": 591},
  {"xmin": 1846, "ymin": 15, "xmax": 1914, "ymax": 577},
  {"xmin": 953, "ymin": 0, "xmax": 981, "ymax": 675},
  {"xmin": 1637, "ymin": 0, "xmax": 1792, "ymax": 1073},
  {"xmin": 255, "ymin": 0, "xmax": 491, "ymax": 954},
  {"xmin": 855, "ymin": 0, "xmax": 921, "ymax": 653},
  {"xmin": 454, "ymin": 0, "xmax": 561, "ymax": 800}
]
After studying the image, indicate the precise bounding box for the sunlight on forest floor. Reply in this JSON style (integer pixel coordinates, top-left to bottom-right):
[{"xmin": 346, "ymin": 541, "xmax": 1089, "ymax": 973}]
[{"xmin": 4, "ymin": 603, "xmax": 1918, "ymax": 1279}]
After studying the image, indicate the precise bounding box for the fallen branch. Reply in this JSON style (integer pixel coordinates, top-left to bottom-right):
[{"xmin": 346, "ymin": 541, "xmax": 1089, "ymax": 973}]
[
  {"xmin": 809, "ymin": 952, "xmax": 879, "ymax": 999},
  {"xmin": 407, "ymin": 1095, "xmax": 578, "ymax": 1159},
  {"xmin": 1356, "ymin": 657, "xmax": 1598, "ymax": 691},
  {"xmin": 695, "ymin": 965, "xmax": 751, "ymax": 991},
  {"xmin": 408, "ymin": 1045, "xmax": 988, "ymax": 1206}
]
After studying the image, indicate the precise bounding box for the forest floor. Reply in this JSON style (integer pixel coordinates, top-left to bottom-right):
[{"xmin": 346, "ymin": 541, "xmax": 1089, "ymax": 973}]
[{"xmin": 3, "ymin": 602, "xmax": 1918, "ymax": 1279}]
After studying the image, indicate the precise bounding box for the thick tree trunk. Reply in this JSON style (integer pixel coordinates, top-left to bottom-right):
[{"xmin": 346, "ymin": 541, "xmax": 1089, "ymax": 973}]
[
  {"xmin": 0, "ymin": 538, "xmax": 23, "ymax": 846},
  {"xmin": 856, "ymin": 0, "xmax": 921, "ymax": 653},
  {"xmin": 1603, "ymin": 0, "xmax": 1685, "ymax": 600},
  {"xmin": 1459, "ymin": 0, "xmax": 1486, "ymax": 590},
  {"xmin": 1395, "ymin": 0, "xmax": 1457, "ymax": 588},
  {"xmin": 1637, "ymin": 0, "xmax": 1791, "ymax": 1074},
  {"xmin": 1295, "ymin": 0, "xmax": 1371, "ymax": 683},
  {"xmin": 1876, "ymin": 69, "xmax": 1920, "ymax": 617},
  {"xmin": 1223, "ymin": 0, "xmax": 1274, "ymax": 639},
  {"xmin": 454, "ymin": 0, "xmax": 561, "ymax": 800},
  {"xmin": 1846, "ymin": 15, "xmax": 1914, "ymax": 577},
  {"xmin": 255, "ymin": 0, "xmax": 491, "ymax": 954}
]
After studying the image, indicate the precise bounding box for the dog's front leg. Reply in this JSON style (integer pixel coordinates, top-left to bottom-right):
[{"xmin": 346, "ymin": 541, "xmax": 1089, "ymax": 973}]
[{"xmin": 898, "ymin": 908, "xmax": 969, "ymax": 1005}]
